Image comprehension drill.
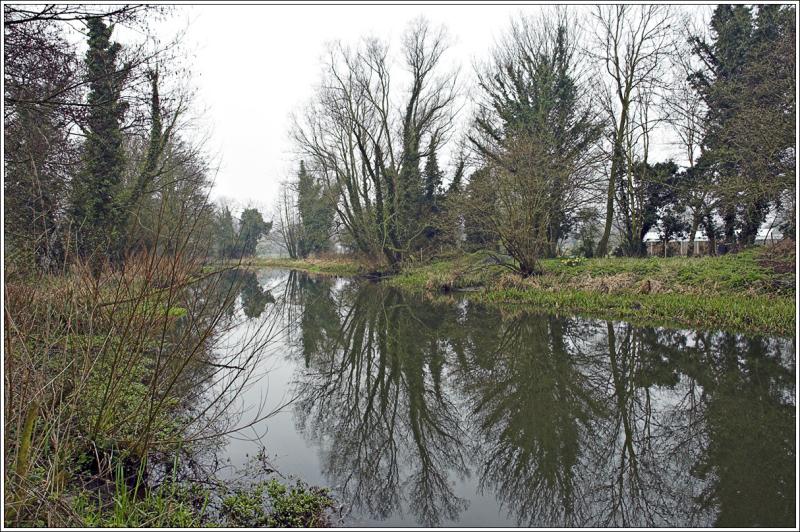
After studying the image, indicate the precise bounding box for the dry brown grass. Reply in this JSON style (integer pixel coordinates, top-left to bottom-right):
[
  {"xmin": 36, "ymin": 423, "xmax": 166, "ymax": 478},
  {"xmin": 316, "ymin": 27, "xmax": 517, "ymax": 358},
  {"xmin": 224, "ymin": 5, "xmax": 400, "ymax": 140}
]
[{"xmin": 4, "ymin": 251, "xmax": 283, "ymax": 526}]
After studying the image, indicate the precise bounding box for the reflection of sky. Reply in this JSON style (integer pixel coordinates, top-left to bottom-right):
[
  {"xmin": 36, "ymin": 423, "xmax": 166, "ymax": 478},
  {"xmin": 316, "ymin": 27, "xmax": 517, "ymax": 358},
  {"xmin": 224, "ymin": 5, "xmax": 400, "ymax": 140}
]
[
  {"xmin": 205, "ymin": 269, "xmax": 795, "ymax": 527},
  {"xmin": 213, "ymin": 270, "xmax": 520, "ymax": 527},
  {"xmin": 212, "ymin": 274, "xmax": 319, "ymax": 482}
]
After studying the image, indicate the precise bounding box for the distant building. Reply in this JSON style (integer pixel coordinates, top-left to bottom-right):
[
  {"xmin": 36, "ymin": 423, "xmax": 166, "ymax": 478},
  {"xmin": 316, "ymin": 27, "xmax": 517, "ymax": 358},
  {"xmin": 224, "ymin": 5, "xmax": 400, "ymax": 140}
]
[{"xmin": 643, "ymin": 222, "xmax": 784, "ymax": 257}]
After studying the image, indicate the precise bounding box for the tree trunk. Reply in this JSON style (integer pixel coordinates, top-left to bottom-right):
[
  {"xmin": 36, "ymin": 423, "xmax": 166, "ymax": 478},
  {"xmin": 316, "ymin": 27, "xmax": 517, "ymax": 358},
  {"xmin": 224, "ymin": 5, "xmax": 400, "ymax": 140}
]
[
  {"xmin": 596, "ymin": 170, "xmax": 616, "ymax": 257},
  {"xmin": 687, "ymin": 209, "xmax": 701, "ymax": 257},
  {"xmin": 596, "ymin": 110, "xmax": 628, "ymax": 257},
  {"xmin": 703, "ymin": 210, "xmax": 717, "ymax": 256}
]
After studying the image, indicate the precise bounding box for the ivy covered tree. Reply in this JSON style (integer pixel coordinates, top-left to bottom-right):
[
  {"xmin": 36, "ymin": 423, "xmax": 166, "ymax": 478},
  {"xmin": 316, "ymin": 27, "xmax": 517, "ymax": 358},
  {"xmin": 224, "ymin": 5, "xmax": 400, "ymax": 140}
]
[
  {"xmin": 296, "ymin": 161, "xmax": 333, "ymax": 257},
  {"xmin": 70, "ymin": 17, "xmax": 130, "ymax": 262},
  {"xmin": 421, "ymin": 139, "xmax": 445, "ymax": 243},
  {"xmin": 447, "ymin": 154, "xmax": 465, "ymax": 196},
  {"xmin": 423, "ymin": 139, "xmax": 444, "ymax": 205}
]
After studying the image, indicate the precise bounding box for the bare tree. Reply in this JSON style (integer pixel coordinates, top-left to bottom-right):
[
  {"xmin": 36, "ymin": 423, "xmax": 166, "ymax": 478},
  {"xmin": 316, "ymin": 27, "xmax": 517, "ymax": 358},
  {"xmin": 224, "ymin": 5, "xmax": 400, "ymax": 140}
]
[
  {"xmin": 293, "ymin": 17, "xmax": 459, "ymax": 267},
  {"xmin": 3, "ymin": 5, "xmax": 149, "ymax": 27},
  {"xmin": 462, "ymin": 137, "xmax": 555, "ymax": 275},
  {"xmin": 590, "ymin": 5, "xmax": 676, "ymax": 256},
  {"xmin": 274, "ymin": 181, "xmax": 301, "ymax": 259},
  {"xmin": 614, "ymin": 81, "xmax": 667, "ymax": 256}
]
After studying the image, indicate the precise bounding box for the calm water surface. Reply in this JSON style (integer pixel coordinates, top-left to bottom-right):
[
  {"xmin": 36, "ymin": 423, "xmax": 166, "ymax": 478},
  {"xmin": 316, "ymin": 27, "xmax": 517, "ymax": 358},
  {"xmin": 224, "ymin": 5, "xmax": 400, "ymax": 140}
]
[{"xmin": 212, "ymin": 268, "xmax": 796, "ymax": 528}]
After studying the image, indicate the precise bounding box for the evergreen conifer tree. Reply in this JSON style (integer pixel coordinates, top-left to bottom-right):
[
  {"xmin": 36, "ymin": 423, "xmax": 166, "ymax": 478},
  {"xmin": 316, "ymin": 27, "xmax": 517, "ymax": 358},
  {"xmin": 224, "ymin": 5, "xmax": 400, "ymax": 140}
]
[
  {"xmin": 423, "ymin": 139, "xmax": 444, "ymax": 205},
  {"xmin": 217, "ymin": 206, "xmax": 237, "ymax": 259},
  {"xmin": 239, "ymin": 207, "xmax": 271, "ymax": 257}
]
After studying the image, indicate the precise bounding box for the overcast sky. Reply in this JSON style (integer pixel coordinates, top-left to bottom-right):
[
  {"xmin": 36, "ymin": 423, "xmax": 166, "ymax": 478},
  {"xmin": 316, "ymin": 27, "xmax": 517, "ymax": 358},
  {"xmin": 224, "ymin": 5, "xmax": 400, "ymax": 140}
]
[{"xmin": 117, "ymin": 4, "xmax": 709, "ymax": 216}]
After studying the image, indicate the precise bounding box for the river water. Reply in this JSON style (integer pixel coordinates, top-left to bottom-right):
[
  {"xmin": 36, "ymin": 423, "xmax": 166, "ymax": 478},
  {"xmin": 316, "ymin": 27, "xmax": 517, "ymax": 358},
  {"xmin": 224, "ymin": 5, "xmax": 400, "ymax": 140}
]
[{"xmin": 208, "ymin": 268, "xmax": 796, "ymax": 528}]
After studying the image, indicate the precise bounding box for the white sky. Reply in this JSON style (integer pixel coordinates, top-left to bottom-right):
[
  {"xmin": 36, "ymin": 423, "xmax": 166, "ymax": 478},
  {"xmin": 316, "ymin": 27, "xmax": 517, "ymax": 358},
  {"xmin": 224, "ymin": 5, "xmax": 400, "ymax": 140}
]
[
  {"xmin": 171, "ymin": 4, "xmax": 546, "ymax": 214},
  {"xmin": 108, "ymin": 3, "xmax": 711, "ymax": 216}
]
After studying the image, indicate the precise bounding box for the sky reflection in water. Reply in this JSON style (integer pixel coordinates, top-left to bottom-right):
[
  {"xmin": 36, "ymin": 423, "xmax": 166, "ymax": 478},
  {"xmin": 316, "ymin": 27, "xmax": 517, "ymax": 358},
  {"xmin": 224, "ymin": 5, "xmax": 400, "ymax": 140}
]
[{"xmin": 217, "ymin": 268, "xmax": 795, "ymax": 528}]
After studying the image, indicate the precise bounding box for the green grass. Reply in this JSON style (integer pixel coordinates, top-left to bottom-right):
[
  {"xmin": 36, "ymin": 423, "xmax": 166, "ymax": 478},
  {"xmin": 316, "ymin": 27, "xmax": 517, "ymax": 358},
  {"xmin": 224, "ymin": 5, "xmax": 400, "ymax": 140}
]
[
  {"xmin": 539, "ymin": 248, "xmax": 785, "ymax": 293},
  {"xmin": 72, "ymin": 462, "xmax": 335, "ymax": 528},
  {"xmin": 73, "ymin": 462, "xmax": 207, "ymax": 528},
  {"xmin": 472, "ymin": 287, "xmax": 794, "ymax": 337},
  {"xmin": 384, "ymin": 248, "xmax": 796, "ymax": 336}
]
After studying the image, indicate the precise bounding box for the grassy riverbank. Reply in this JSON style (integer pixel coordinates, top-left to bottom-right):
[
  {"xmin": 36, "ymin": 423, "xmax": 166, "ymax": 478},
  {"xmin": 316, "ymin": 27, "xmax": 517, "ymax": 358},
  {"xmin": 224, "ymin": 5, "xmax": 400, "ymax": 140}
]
[
  {"xmin": 388, "ymin": 246, "xmax": 795, "ymax": 336},
  {"xmin": 260, "ymin": 245, "xmax": 795, "ymax": 336},
  {"xmin": 3, "ymin": 258, "xmax": 337, "ymax": 528}
]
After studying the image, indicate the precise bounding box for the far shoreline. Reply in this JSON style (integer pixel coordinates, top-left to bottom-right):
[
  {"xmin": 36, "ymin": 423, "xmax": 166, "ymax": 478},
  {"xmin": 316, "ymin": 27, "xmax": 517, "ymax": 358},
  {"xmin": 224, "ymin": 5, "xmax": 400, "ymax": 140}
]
[{"xmin": 212, "ymin": 246, "xmax": 796, "ymax": 337}]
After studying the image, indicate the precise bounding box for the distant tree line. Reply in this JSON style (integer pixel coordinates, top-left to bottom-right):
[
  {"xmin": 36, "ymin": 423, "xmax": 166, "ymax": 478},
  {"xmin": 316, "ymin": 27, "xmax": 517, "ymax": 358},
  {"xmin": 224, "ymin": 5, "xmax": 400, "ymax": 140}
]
[
  {"xmin": 278, "ymin": 5, "xmax": 794, "ymax": 273},
  {"xmin": 213, "ymin": 205, "xmax": 271, "ymax": 260}
]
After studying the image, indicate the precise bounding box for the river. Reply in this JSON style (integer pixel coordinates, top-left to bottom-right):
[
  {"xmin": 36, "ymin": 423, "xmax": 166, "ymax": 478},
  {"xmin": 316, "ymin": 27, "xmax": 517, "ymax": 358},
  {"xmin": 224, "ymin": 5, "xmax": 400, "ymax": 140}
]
[{"xmin": 205, "ymin": 267, "xmax": 795, "ymax": 528}]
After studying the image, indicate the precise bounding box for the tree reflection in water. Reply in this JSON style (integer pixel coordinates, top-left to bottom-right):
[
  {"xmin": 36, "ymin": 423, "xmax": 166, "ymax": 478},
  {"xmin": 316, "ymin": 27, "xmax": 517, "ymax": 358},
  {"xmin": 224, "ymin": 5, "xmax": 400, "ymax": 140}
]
[
  {"xmin": 290, "ymin": 277, "xmax": 469, "ymax": 526},
  {"xmin": 277, "ymin": 271, "xmax": 794, "ymax": 528},
  {"xmin": 690, "ymin": 332, "xmax": 795, "ymax": 527},
  {"xmin": 237, "ymin": 270, "xmax": 276, "ymax": 319},
  {"xmin": 457, "ymin": 310, "xmax": 598, "ymax": 527}
]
